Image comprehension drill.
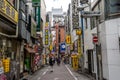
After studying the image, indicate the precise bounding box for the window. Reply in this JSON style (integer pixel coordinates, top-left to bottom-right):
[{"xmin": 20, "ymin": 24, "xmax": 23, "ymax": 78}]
[{"xmin": 105, "ymin": 0, "xmax": 120, "ymax": 18}]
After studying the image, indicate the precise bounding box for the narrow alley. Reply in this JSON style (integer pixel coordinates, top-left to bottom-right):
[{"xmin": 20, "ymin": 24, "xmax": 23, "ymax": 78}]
[{"xmin": 0, "ymin": 0, "xmax": 120, "ymax": 80}]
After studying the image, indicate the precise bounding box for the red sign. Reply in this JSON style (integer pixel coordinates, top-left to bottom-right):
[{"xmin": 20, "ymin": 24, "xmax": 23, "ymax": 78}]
[{"xmin": 93, "ymin": 36, "xmax": 98, "ymax": 43}]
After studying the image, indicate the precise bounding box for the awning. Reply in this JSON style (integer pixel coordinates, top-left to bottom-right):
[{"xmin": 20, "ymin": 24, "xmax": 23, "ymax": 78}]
[{"xmin": 25, "ymin": 47, "xmax": 36, "ymax": 53}]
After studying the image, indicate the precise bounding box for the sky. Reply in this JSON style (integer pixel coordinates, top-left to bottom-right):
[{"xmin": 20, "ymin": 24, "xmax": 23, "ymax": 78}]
[
  {"xmin": 45, "ymin": 0, "xmax": 71, "ymax": 12},
  {"xmin": 44, "ymin": 0, "xmax": 94, "ymax": 12}
]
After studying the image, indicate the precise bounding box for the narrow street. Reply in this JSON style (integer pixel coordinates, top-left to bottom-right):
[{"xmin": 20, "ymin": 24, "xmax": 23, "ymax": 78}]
[
  {"xmin": 23, "ymin": 63, "xmax": 91, "ymax": 80},
  {"xmin": 1, "ymin": 0, "xmax": 120, "ymax": 80}
]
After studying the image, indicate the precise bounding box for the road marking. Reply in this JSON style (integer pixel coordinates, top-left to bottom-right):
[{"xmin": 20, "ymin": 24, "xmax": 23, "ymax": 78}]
[
  {"xmin": 65, "ymin": 65, "xmax": 78, "ymax": 80},
  {"xmin": 38, "ymin": 69, "xmax": 48, "ymax": 80},
  {"xmin": 37, "ymin": 77, "xmax": 41, "ymax": 80},
  {"xmin": 54, "ymin": 77, "xmax": 59, "ymax": 80},
  {"xmin": 42, "ymin": 69, "xmax": 48, "ymax": 76}
]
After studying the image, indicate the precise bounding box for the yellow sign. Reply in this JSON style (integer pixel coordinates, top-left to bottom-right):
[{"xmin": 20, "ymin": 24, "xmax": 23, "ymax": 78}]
[
  {"xmin": 2, "ymin": 58, "xmax": 10, "ymax": 72},
  {"xmin": 66, "ymin": 35, "xmax": 71, "ymax": 44},
  {"xmin": 76, "ymin": 29, "xmax": 82, "ymax": 35},
  {"xmin": 45, "ymin": 22, "xmax": 49, "ymax": 27},
  {"xmin": 49, "ymin": 44, "xmax": 53, "ymax": 51},
  {"xmin": 71, "ymin": 55, "xmax": 78, "ymax": 70},
  {"xmin": 45, "ymin": 29, "xmax": 49, "ymax": 45},
  {"xmin": 0, "ymin": 0, "xmax": 18, "ymax": 24},
  {"xmin": 78, "ymin": 39, "xmax": 82, "ymax": 57}
]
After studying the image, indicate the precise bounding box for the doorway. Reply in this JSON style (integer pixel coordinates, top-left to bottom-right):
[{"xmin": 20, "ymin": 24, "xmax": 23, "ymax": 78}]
[{"xmin": 87, "ymin": 50, "xmax": 94, "ymax": 75}]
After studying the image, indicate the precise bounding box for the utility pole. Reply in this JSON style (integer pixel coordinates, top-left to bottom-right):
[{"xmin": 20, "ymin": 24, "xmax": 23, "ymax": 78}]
[{"xmin": 96, "ymin": 17, "xmax": 103, "ymax": 80}]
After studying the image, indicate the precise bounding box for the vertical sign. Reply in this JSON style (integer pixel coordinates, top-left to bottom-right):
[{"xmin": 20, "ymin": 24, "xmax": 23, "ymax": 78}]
[
  {"xmin": 78, "ymin": 37, "xmax": 82, "ymax": 57},
  {"xmin": 66, "ymin": 35, "xmax": 71, "ymax": 44},
  {"xmin": 45, "ymin": 29, "xmax": 48, "ymax": 45},
  {"xmin": 72, "ymin": 0, "xmax": 79, "ymax": 29},
  {"xmin": 36, "ymin": 7, "xmax": 40, "ymax": 31}
]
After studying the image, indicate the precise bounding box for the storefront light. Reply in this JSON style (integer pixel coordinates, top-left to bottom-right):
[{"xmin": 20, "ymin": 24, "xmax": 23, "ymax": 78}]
[{"xmin": 2, "ymin": 39, "xmax": 6, "ymax": 46}]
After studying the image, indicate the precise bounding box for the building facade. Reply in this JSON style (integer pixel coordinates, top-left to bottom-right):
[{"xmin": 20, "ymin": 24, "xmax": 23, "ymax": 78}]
[{"xmin": 82, "ymin": 0, "xmax": 120, "ymax": 80}]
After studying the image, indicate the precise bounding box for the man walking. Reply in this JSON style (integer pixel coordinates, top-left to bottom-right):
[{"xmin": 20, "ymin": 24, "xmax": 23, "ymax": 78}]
[{"xmin": 49, "ymin": 54, "xmax": 54, "ymax": 72}]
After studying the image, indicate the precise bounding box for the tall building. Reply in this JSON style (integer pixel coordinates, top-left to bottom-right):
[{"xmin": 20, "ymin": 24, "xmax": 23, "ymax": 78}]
[
  {"xmin": 82, "ymin": 0, "xmax": 120, "ymax": 80},
  {"xmin": 46, "ymin": 7, "xmax": 66, "ymax": 56},
  {"xmin": 0, "ymin": 0, "xmax": 20, "ymax": 79}
]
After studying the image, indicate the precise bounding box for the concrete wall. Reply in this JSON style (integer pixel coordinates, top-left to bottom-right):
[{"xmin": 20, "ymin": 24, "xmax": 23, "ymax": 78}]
[{"xmin": 100, "ymin": 18, "xmax": 120, "ymax": 80}]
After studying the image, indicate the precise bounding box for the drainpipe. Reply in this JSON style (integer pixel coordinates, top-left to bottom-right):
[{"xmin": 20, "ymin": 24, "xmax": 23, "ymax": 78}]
[{"xmin": 80, "ymin": 11, "xmax": 85, "ymax": 73}]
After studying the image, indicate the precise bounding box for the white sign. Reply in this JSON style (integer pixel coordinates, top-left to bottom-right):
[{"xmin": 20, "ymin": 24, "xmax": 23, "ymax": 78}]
[{"xmin": 0, "ymin": 67, "xmax": 4, "ymax": 74}]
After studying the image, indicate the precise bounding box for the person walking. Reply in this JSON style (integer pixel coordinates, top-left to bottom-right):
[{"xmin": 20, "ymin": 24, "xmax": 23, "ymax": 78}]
[
  {"xmin": 49, "ymin": 54, "xmax": 54, "ymax": 72},
  {"xmin": 57, "ymin": 57, "xmax": 61, "ymax": 66}
]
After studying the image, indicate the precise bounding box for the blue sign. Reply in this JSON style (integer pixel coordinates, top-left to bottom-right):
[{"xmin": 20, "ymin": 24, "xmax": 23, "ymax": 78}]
[{"xmin": 60, "ymin": 42, "xmax": 66, "ymax": 52}]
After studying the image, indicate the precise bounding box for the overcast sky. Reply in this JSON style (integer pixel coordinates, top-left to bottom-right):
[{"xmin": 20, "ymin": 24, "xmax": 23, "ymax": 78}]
[
  {"xmin": 44, "ymin": 0, "xmax": 94, "ymax": 12},
  {"xmin": 45, "ymin": 0, "xmax": 71, "ymax": 12}
]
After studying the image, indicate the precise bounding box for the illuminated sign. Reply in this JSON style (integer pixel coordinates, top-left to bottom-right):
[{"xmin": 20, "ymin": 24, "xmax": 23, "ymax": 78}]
[
  {"xmin": 66, "ymin": 35, "xmax": 71, "ymax": 44},
  {"xmin": 60, "ymin": 42, "xmax": 66, "ymax": 52},
  {"xmin": 76, "ymin": 29, "xmax": 82, "ymax": 35},
  {"xmin": 45, "ymin": 29, "xmax": 49, "ymax": 45},
  {"xmin": 0, "ymin": 0, "xmax": 18, "ymax": 24},
  {"xmin": 49, "ymin": 44, "xmax": 53, "ymax": 51}
]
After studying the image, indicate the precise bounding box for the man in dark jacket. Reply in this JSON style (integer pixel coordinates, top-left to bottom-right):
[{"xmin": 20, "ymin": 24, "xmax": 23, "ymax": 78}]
[{"xmin": 49, "ymin": 56, "xmax": 54, "ymax": 72}]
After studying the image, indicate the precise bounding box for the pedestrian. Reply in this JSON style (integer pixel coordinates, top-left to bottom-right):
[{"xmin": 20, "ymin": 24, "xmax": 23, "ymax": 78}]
[
  {"xmin": 49, "ymin": 54, "xmax": 54, "ymax": 72},
  {"xmin": 57, "ymin": 57, "xmax": 61, "ymax": 66}
]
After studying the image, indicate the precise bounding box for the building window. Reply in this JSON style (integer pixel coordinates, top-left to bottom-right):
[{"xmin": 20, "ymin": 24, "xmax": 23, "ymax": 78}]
[
  {"xmin": 85, "ymin": 18, "xmax": 88, "ymax": 29},
  {"xmin": 105, "ymin": 0, "xmax": 120, "ymax": 18},
  {"xmin": 90, "ymin": 1, "xmax": 101, "ymax": 29},
  {"xmin": 91, "ymin": 17, "xmax": 97, "ymax": 30}
]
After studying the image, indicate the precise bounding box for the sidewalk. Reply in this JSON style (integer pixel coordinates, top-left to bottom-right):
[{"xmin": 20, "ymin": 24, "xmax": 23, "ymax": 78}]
[
  {"xmin": 67, "ymin": 64, "xmax": 95, "ymax": 80},
  {"xmin": 20, "ymin": 65, "xmax": 49, "ymax": 80}
]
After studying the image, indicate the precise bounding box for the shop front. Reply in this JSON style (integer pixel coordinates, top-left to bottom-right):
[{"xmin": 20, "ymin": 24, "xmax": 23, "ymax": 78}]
[
  {"xmin": 24, "ymin": 45, "xmax": 36, "ymax": 74},
  {"xmin": 0, "ymin": 0, "xmax": 19, "ymax": 79}
]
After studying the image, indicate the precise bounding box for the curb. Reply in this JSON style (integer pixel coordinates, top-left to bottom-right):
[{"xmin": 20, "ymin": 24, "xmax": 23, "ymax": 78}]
[
  {"xmin": 20, "ymin": 65, "xmax": 47, "ymax": 80},
  {"xmin": 77, "ymin": 70, "xmax": 95, "ymax": 80}
]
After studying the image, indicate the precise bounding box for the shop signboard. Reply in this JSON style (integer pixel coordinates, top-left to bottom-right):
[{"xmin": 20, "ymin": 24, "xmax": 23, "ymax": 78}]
[
  {"xmin": 66, "ymin": 35, "xmax": 71, "ymax": 44},
  {"xmin": 32, "ymin": 0, "xmax": 40, "ymax": 7},
  {"xmin": 76, "ymin": 29, "xmax": 82, "ymax": 35},
  {"xmin": 60, "ymin": 42, "xmax": 66, "ymax": 52},
  {"xmin": 0, "ymin": 0, "xmax": 18, "ymax": 24},
  {"xmin": 45, "ymin": 29, "xmax": 49, "ymax": 45},
  {"xmin": 49, "ymin": 44, "xmax": 53, "ymax": 51},
  {"xmin": 36, "ymin": 7, "xmax": 40, "ymax": 31}
]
